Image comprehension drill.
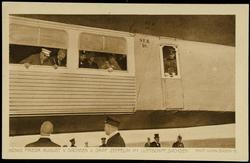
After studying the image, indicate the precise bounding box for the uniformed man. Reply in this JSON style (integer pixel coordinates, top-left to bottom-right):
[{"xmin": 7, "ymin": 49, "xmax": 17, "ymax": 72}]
[
  {"xmin": 99, "ymin": 137, "xmax": 107, "ymax": 147},
  {"xmin": 70, "ymin": 138, "xmax": 76, "ymax": 147},
  {"xmin": 25, "ymin": 121, "xmax": 60, "ymax": 147},
  {"xmin": 150, "ymin": 134, "xmax": 161, "ymax": 147},
  {"xmin": 20, "ymin": 48, "xmax": 52, "ymax": 68},
  {"xmin": 104, "ymin": 116, "xmax": 126, "ymax": 147},
  {"xmin": 172, "ymin": 135, "xmax": 184, "ymax": 148}
]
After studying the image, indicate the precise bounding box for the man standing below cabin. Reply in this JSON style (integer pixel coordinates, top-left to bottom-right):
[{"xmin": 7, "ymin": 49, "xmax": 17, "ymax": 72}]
[
  {"xmin": 104, "ymin": 116, "xmax": 126, "ymax": 147},
  {"xmin": 25, "ymin": 121, "xmax": 60, "ymax": 147},
  {"xmin": 20, "ymin": 48, "xmax": 53, "ymax": 68},
  {"xmin": 172, "ymin": 135, "xmax": 184, "ymax": 148},
  {"xmin": 99, "ymin": 137, "xmax": 107, "ymax": 147},
  {"xmin": 150, "ymin": 134, "xmax": 161, "ymax": 147}
]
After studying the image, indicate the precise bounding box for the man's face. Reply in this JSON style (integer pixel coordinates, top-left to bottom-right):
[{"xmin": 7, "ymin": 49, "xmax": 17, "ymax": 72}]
[
  {"xmin": 104, "ymin": 123, "xmax": 111, "ymax": 135},
  {"xmin": 57, "ymin": 50, "xmax": 66, "ymax": 61},
  {"xmin": 40, "ymin": 52, "xmax": 49, "ymax": 62},
  {"xmin": 102, "ymin": 139, "xmax": 106, "ymax": 144},
  {"xmin": 89, "ymin": 56, "xmax": 95, "ymax": 62},
  {"xmin": 178, "ymin": 137, "xmax": 182, "ymax": 142},
  {"xmin": 155, "ymin": 137, "xmax": 160, "ymax": 143},
  {"xmin": 80, "ymin": 55, "xmax": 86, "ymax": 61}
]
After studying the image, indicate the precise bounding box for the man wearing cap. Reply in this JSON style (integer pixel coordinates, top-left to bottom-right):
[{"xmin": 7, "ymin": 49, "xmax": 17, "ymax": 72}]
[
  {"xmin": 25, "ymin": 121, "xmax": 60, "ymax": 147},
  {"xmin": 70, "ymin": 138, "xmax": 77, "ymax": 147},
  {"xmin": 20, "ymin": 48, "xmax": 53, "ymax": 67},
  {"xmin": 99, "ymin": 137, "xmax": 107, "ymax": 147},
  {"xmin": 104, "ymin": 116, "xmax": 125, "ymax": 147},
  {"xmin": 150, "ymin": 134, "xmax": 161, "ymax": 147},
  {"xmin": 172, "ymin": 135, "xmax": 184, "ymax": 148}
]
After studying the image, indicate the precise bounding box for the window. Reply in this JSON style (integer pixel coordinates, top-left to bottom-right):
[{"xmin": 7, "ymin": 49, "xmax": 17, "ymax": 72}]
[
  {"xmin": 161, "ymin": 45, "xmax": 180, "ymax": 78},
  {"xmin": 9, "ymin": 23, "xmax": 68, "ymax": 68},
  {"xmin": 9, "ymin": 44, "xmax": 67, "ymax": 67},
  {"xmin": 79, "ymin": 33, "xmax": 127, "ymax": 71}
]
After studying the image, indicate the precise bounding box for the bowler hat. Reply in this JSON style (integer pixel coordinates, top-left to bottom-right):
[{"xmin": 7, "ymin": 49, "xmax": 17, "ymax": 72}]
[
  {"xmin": 70, "ymin": 138, "xmax": 75, "ymax": 142},
  {"xmin": 101, "ymin": 137, "xmax": 106, "ymax": 140},
  {"xmin": 104, "ymin": 116, "xmax": 120, "ymax": 127}
]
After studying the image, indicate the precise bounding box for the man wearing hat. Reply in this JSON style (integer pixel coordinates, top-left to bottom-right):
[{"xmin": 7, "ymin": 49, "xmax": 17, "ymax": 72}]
[
  {"xmin": 69, "ymin": 138, "xmax": 76, "ymax": 147},
  {"xmin": 25, "ymin": 121, "xmax": 60, "ymax": 147},
  {"xmin": 150, "ymin": 134, "xmax": 161, "ymax": 147},
  {"xmin": 104, "ymin": 116, "xmax": 125, "ymax": 147},
  {"xmin": 20, "ymin": 48, "xmax": 53, "ymax": 67},
  {"xmin": 172, "ymin": 135, "xmax": 184, "ymax": 148},
  {"xmin": 99, "ymin": 137, "xmax": 107, "ymax": 147}
]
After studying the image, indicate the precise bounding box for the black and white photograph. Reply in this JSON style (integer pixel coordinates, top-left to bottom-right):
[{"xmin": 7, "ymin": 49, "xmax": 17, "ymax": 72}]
[{"xmin": 2, "ymin": 2, "xmax": 249, "ymax": 161}]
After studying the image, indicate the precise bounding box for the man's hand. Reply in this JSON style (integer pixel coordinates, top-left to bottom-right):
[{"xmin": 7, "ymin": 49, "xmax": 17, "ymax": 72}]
[
  {"xmin": 24, "ymin": 63, "xmax": 30, "ymax": 69},
  {"xmin": 53, "ymin": 64, "xmax": 58, "ymax": 69}
]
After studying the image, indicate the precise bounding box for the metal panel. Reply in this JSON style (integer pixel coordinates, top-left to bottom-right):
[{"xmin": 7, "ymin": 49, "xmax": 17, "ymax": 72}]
[{"xmin": 9, "ymin": 70, "xmax": 136, "ymax": 116}]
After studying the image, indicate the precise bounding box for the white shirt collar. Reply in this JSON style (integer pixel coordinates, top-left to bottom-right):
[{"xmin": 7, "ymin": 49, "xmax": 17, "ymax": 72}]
[
  {"xmin": 107, "ymin": 130, "xmax": 119, "ymax": 139},
  {"xmin": 40, "ymin": 135, "xmax": 50, "ymax": 139}
]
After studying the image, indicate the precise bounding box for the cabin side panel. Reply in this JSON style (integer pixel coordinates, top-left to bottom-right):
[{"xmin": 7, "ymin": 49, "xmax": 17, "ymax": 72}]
[
  {"xmin": 134, "ymin": 34, "xmax": 164, "ymax": 110},
  {"xmin": 180, "ymin": 42, "xmax": 235, "ymax": 111},
  {"xmin": 9, "ymin": 70, "xmax": 136, "ymax": 116}
]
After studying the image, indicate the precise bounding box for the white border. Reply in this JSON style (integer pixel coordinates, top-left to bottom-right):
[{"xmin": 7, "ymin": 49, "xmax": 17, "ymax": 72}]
[{"xmin": 2, "ymin": 2, "xmax": 249, "ymax": 161}]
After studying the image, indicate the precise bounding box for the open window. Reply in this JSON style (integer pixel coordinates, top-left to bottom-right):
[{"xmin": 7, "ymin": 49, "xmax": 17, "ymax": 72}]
[
  {"xmin": 9, "ymin": 23, "xmax": 68, "ymax": 68},
  {"xmin": 161, "ymin": 45, "xmax": 180, "ymax": 78},
  {"xmin": 79, "ymin": 33, "xmax": 127, "ymax": 72}
]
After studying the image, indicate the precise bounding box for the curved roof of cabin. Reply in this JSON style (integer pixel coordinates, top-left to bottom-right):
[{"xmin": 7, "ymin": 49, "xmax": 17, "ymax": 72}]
[{"xmin": 13, "ymin": 15, "xmax": 235, "ymax": 47}]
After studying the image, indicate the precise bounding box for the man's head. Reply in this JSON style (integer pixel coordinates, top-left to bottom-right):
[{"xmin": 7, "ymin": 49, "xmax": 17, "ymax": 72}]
[
  {"xmin": 40, "ymin": 48, "xmax": 51, "ymax": 62},
  {"xmin": 177, "ymin": 135, "xmax": 182, "ymax": 142},
  {"xmin": 79, "ymin": 53, "xmax": 87, "ymax": 61},
  {"xmin": 57, "ymin": 49, "xmax": 67, "ymax": 61},
  {"xmin": 147, "ymin": 137, "xmax": 151, "ymax": 143},
  {"xmin": 169, "ymin": 48, "xmax": 176, "ymax": 59},
  {"xmin": 40, "ymin": 121, "xmax": 54, "ymax": 136},
  {"xmin": 101, "ymin": 137, "xmax": 106, "ymax": 144},
  {"xmin": 154, "ymin": 134, "xmax": 160, "ymax": 143},
  {"xmin": 104, "ymin": 116, "xmax": 120, "ymax": 136}
]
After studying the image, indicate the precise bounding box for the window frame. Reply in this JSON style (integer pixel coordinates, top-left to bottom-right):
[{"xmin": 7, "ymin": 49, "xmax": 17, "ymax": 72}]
[
  {"xmin": 159, "ymin": 44, "xmax": 181, "ymax": 79},
  {"xmin": 9, "ymin": 16, "xmax": 135, "ymax": 77}
]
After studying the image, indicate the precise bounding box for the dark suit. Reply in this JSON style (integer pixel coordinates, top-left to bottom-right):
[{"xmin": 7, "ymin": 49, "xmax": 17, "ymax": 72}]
[
  {"xmin": 150, "ymin": 141, "xmax": 161, "ymax": 147},
  {"xmin": 99, "ymin": 144, "xmax": 107, "ymax": 147},
  {"xmin": 25, "ymin": 138, "xmax": 60, "ymax": 147},
  {"xmin": 19, "ymin": 53, "xmax": 52, "ymax": 65},
  {"xmin": 172, "ymin": 141, "xmax": 184, "ymax": 148},
  {"xmin": 106, "ymin": 133, "xmax": 125, "ymax": 147}
]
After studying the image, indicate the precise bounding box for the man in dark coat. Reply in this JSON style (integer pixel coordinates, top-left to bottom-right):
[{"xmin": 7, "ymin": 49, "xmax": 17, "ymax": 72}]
[
  {"xmin": 172, "ymin": 135, "xmax": 184, "ymax": 148},
  {"xmin": 70, "ymin": 138, "xmax": 77, "ymax": 147},
  {"xmin": 20, "ymin": 48, "xmax": 53, "ymax": 67},
  {"xmin": 104, "ymin": 116, "xmax": 125, "ymax": 147},
  {"xmin": 150, "ymin": 134, "xmax": 161, "ymax": 147},
  {"xmin": 25, "ymin": 121, "xmax": 60, "ymax": 147}
]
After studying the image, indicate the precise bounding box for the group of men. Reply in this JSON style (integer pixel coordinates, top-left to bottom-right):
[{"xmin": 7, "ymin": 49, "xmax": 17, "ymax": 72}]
[
  {"xmin": 19, "ymin": 48, "xmax": 67, "ymax": 68},
  {"xmin": 79, "ymin": 52, "xmax": 124, "ymax": 70},
  {"xmin": 25, "ymin": 116, "xmax": 184, "ymax": 148},
  {"xmin": 144, "ymin": 134, "xmax": 184, "ymax": 148},
  {"xmin": 25, "ymin": 116, "xmax": 125, "ymax": 147}
]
